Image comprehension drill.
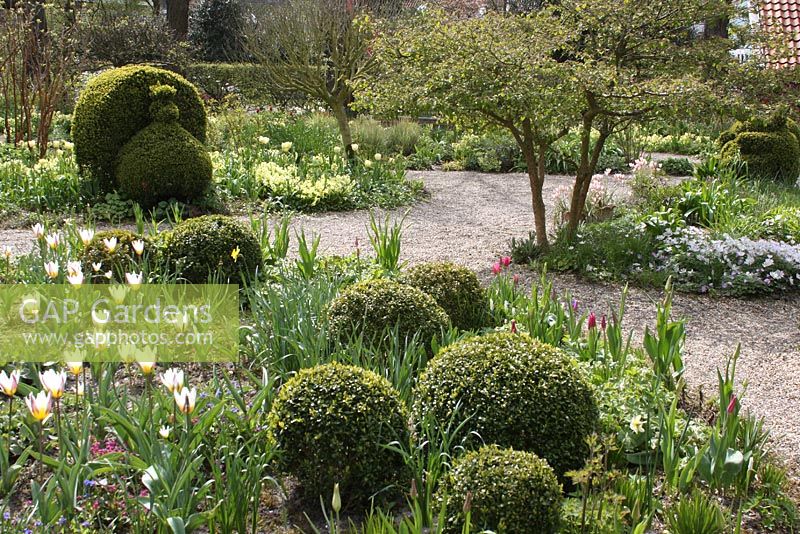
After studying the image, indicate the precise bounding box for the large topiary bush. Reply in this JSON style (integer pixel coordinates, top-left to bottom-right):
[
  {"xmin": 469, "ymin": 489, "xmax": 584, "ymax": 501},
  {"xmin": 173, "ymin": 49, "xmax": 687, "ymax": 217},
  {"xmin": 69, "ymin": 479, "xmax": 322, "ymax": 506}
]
[
  {"xmin": 400, "ymin": 262, "xmax": 488, "ymax": 331},
  {"xmin": 114, "ymin": 84, "xmax": 212, "ymax": 207},
  {"xmin": 161, "ymin": 215, "xmax": 262, "ymax": 284},
  {"xmin": 81, "ymin": 229, "xmax": 150, "ymax": 282},
  {"xmin": 72, "ymin": 65, "xmax": 206, "ymax": 189},
  {"xmin": 267, "ymin": 362, "xmax": 409, "ymax": 507},
  {"xmin": 438, "ymin": 445, "xmax": 562, "ymax": 534},
  {"xmin": 327, "ymin": 278, "xmax": 450, "ymax": 347},
  {"xmin": 719, "ymin": 110, "xmax": 800, "ymax": 183},
  {"xmin": 414, "ymin": 332, "xmax": 598, "ymax": 478}
]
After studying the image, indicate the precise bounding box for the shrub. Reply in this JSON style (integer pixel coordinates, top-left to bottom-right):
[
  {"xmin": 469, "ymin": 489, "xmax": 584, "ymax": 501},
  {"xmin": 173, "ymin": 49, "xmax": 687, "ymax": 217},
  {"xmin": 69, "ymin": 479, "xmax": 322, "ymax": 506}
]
[
  {"xmin": 81, "ymin": 229, "xmax": 149, "ymax": 281},
  {"xmin": 414, "ymin": 332, "xmax": 598, "ymax": 478},
  {"xmin": 352, "ymin": 117, "xmax": 423, "ymax": 157},
  {"xmin": 115, "ymin": 84, "xmax": 212, "ymax": 207},
  {"xmin": 78, "ymin": 10, "xmax": 190, "ymax": 69},
  {"xmin": 267, "ymin": 362, "xmax": 409, "ymax": 507},
  {"xmin": 327, "ymin": 278, "xmax": 450, "ymax": 347},
  {"xmin": 254, "ymin": 161, "xmax": 353, "ymax": 210},
  {"xmin": 661, "ymin": 157, "xmax": 694, "ymax": 176},
  {"xmin": 400, "ymin": 262, "xmax": 487, "ymax": 331},
  {"xmin": 162, "ymin": 215, "xmax": 262, "ymax": 284},
  {"xmin": 72, "ymin": 65, "xmax": 206, "ymax": 189},
  {"xmin": 719, "ymin": 111, "xmax": 800, "ymax": 183},
  {"xmin": 188, "ymin": 0, "xmax": 246, "ymax": 62},
  {"xmin": 437, "ymin": 445, "xmax": 562, "ymax": 534},
  {"xmin": 451, "ymin": 131, "xmax": 521, "ymax": 173},
  {"xmin": 184, "ymin": 63, "xmax": 277, "ymax": 103}
]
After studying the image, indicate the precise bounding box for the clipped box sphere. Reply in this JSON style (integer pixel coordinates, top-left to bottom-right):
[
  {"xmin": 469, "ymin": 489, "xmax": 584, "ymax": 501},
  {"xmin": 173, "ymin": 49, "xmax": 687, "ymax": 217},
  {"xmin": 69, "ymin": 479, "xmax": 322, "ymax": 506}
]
[
  {"xmin": 438, "ymin": 445, "xmax": 562, "ymax": 534},
  {"xmin": 414, "ymin": 332, "xmax": 598, "ymax": 479},
  {"xmin": 161, "ymin": 215, "xmax": 262, "ymax": 284},
  {"xmin": 327, "ymin": 278, "xmax": 450, "ymax": 347},
  {"xmin": 401, "ymin": 262, "xmax": 488, "ymax": 331},
  {"xmin": 267, "ymin": 362, "xmax": 409, "ymax": 507}
]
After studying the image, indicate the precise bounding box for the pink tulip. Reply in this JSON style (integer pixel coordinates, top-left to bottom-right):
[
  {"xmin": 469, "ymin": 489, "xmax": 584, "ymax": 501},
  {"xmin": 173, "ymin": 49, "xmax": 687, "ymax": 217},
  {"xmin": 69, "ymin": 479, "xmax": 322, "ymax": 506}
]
[
  {"xmin": 491, "ymin": 262, "xmax": 502, "ymax": 275},
  {"xmin": 501, "ymin": 256, "xmax": 511, "ymax": 267},
  {"xmin": 727, "ymin": 394, "xmax": 737, "ymax": 415},
  {"xmin": 587, "ymin": 312, "xmax": 597, "ymax": 330}
]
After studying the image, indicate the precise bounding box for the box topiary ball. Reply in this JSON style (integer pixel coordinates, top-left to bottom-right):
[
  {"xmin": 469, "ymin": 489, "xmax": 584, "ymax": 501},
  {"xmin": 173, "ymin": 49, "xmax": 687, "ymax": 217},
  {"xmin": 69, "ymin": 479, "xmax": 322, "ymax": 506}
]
[
  {"xmin": 161, "ymin": 215, "xmax": 262, "ymax": 284},
  {"xmin": 327, "ymin": 278, "xmax": 450, "ymax": 348},
  {"xmin": 81, "ymin": 229, "xmax": 150, "ymax": 282},
  {"xmin": 414, "ymin": 332, "xmax": 598, "ymax": 479},
  {"xmin": 114, "ymin": 84, "xmax": 212, "ymax": 207},
  {"xmin": 267, "ymin": 362, "xmax": 409, "ymax": 508},
  {"xmin": 401, "ymin": 262, "xmax": 488, "ymax": 331},
  {"xmin": 72, "ymin": 65, "xmax": 206, "ymax": 189},
  {"xmin": 438, "ymin": 445, "xmax": 562, "ymax": 534}
]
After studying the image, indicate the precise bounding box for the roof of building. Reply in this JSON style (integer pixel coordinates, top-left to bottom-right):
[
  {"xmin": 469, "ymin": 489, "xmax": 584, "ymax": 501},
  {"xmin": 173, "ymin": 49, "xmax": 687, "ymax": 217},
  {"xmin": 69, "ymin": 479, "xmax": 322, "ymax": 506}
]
[{"xmin": 760, "ymin": 0, "xmax": 800, "ymax": 66}]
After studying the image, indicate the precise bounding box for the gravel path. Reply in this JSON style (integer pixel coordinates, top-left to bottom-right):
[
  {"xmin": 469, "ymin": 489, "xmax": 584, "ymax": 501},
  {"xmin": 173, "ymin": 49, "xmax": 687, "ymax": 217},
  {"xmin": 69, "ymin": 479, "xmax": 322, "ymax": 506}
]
[
  {"xmin": 288, "ymin": 170, "xmax": 800, "ymax": 469},
  {"xmin": 2, "ymin": 170, "xmax": 799, "ymax": 469}
]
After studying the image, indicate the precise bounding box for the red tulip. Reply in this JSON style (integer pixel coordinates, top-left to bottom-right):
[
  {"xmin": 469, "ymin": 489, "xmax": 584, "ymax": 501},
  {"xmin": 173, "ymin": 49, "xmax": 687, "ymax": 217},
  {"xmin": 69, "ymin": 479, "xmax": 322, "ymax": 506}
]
[
  {"xmin": 491, "ymin": 262, "xmax": 502, "ymax": 275},
  {"xmin": 600, "ymin": 314, "xmax": 607, "ymax": 330},
  {"xmin": 510, "ymin": 320, "xmax": 517, "ymax": 333},
  {"xmin": 727, "ymin": 394, "xmax": 737, "ymax": 414},
  {"xmin": 501, "ymin": 256, "xmax": 511, "ymax": 267},
  {"xmin": 587, "ymin": 312, "xmax": 597, "ymax": 330}
]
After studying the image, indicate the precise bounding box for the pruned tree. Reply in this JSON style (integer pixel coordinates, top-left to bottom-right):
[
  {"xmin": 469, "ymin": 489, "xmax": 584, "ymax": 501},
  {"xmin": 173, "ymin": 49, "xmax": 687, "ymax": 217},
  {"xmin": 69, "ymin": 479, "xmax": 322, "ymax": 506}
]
[
  {"xmin": 244, "ymin": 0, "xmax": 404, "ymax": 157},
  {"xmin": 358, "ymin": 0, "xmax": 739, "ymax": 246},
  {"xmin": 356, "ymin": 10, "xmax": 576, "ymax": 246}
]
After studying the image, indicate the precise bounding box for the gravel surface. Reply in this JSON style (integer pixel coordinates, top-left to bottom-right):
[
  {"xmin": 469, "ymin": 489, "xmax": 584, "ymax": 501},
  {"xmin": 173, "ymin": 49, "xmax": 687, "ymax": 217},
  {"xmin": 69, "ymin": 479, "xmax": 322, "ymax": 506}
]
[
  {"xmin": 288, "ymin": 170, "xmax": 800, "ymax": 470},
  {"xmin": 2, "ymin": 169, "xmax": 799, "ymax": 470}
]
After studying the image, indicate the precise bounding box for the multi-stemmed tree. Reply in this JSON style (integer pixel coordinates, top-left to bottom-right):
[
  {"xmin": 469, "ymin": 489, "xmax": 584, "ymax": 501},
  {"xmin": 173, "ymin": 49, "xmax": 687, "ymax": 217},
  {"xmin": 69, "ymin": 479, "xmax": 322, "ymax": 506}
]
[{"xmin": 358, "ymin": 0, "xmax": 739, "ymax": 247}]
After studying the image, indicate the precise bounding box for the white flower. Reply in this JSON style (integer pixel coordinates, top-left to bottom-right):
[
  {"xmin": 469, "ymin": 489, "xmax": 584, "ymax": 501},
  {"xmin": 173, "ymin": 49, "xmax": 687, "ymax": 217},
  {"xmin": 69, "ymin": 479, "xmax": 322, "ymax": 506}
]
[
  {"xmin": 67, "ymin": 261, "xmax": 82, "ymax": 277},
  {"xmin": 174, "ymin": 386, "xmax": 197, "ymax": 414},
  {"xmin": 159, "ymin": 426, "xmax": 171, "ymax": 439},
  {"xmin": 32, "ymin": 223, "xmax": 44, "ymax": 238},
  {"xmin": 91, "ymin": 262, "xmax": 102, "ymax": 272},
  {"xmin": 629, "ymin": 415, "xmax": 645, "ymax": 434},
  {"xmin": 45, "ymin": 233, "xmax": 60, "ymax": 250},
  {"xmin": 374, "ymin": 153, "xmax": 382, "ymax": 161},
  {"xmin": 79, "ymin": 228, "xmax": 94, "ymax": 246},
  {"xmin": 131, "ymin": 240, "xmax": 145, "ymax": 256},
  {"xmin": 125, "ymin": 272, "xmax": 143, "ymax": 288},
  {"xmin": 364, "ymin": 159, "xmax": 373, "ymax": 168},
  {"xmin": 350, "ymin": 143, "xmax": 359, "ymax": 152},
  {"xmin": 281, "ymin": 141, "xmax": 293, "ymax": 152},
  {"xmin": 103, "ymin": 237, "xmax": 118, "ymax": 253},
  {"xmin": 160, "ymin": 368, "xmax": 184, "ymax": 393},
  {"xmin": 257, "ymin": 136, "xmax": 270, "ymax": 145},
  {"xmin": 2, "ymin": 246, "xmax": 12, "ymax": 260},
  {"xmin": 44, "ymin": 261, "xmax": 59, "ymax": 279},
  {"xmin": 67, "ymin": 271, "xmax": 84, "ymax": 286},
  {"xmin": 40, "ymin": 369, "xmax": 67, "ymax": 399},
  {"xmin": 333, "ymin": 146, "xmax": 342, "ymax": 154},
  {"xmin": 104, "ymin": 271, "xmax": 113, "ymax": 280}
]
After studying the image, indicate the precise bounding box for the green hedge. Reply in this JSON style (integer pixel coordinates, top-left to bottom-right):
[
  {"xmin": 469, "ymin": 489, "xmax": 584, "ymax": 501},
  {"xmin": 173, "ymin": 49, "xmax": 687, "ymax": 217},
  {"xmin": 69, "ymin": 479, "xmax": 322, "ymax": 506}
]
[{"xmin": 414, "ymin": 332, "xmax": 598, "ymax": 479}]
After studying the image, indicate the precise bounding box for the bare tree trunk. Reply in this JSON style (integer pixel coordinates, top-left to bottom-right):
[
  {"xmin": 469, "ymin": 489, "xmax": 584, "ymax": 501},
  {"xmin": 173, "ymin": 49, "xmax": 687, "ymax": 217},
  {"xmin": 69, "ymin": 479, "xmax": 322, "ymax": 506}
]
[
  {"xmin": 566, "ymin": 115, "xmax": 611, "ymax": 239},
  {"xmin": 153, "ymin": 0, "xmax": 161, "ymax": 16},
  {"xmin": 518, "ymin": 134, "xmax": 548, "ymax": 248},
  {"xmin": 166, "ymin": 0, "xmax": 189, "ymax": 40},
  {"xmin": 331, "ymin": 100, "xmax": 355, "ymax": 159}
]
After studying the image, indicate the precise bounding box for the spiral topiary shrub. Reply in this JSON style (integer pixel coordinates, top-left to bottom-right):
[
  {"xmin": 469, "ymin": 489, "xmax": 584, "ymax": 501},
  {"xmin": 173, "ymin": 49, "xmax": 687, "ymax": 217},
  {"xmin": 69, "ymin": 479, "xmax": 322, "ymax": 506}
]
[
  {"xmin": 267, "ymin": 362, "xmax": 409, "ymax": 507},
  {"xmin": 414, "ymin": 332, "xmax": 598, "ymax": 479},
  {"xmin": 81, "ymin": 229, "xmax": 150, "ymax": 281},
  {"xmin": 400, "ymin": 262, "xmax": 488, "ymax": 331},
  {"xmin": 114, "ymin": 84, "xmax": 212, "ymax": 207},
  {"xmin": 719, "ymin": 110, "xmax": 800, "ymax": 183},
  {"xmin": 327, "ymin": 278, "xmax": 450, "ymax": 347},
  {"xmin": 161, "ymin": 215, "xmax": 262, "ymax": 284},
  {"xmin": 438, "ymin": 445, "xmax": 562, "ymax": 534},
  {"xmin": 72, "ymin": 65, "xmax": 206, "ymax": 189}
]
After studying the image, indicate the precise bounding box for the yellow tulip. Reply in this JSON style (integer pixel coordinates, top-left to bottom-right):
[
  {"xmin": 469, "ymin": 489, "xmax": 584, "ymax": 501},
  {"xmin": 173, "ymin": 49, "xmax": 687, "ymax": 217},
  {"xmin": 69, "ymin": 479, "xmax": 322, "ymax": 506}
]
[{"xmin": 65, "ymin": 361, "xmax": 83, "ymax": 376}]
